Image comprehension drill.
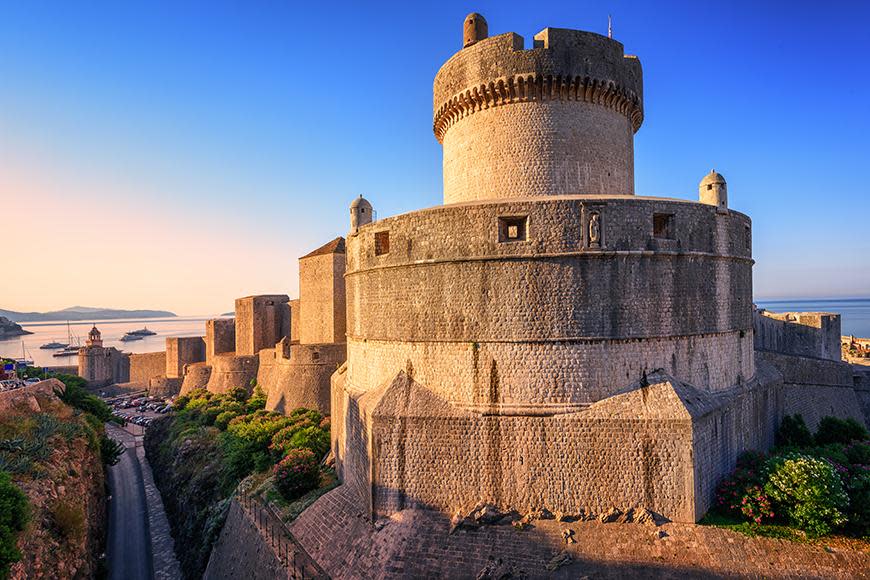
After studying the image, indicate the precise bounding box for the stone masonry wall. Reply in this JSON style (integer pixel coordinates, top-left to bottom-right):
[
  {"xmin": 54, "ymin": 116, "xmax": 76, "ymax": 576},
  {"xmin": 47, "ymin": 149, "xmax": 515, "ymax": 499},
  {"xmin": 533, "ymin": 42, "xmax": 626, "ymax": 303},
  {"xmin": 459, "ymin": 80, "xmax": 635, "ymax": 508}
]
[
  {"xmin": 442, "ymin": 100, "xmax": 634, "ymax": 202},
  {"xmin": 128, "ymin": 351, "xmax": 166, "ymax": 385},
  {"xmin": 347, "ymin": 333, "xmax": 754, "ymax": 406},
  {"xmin": 260, "ymin": 342, "xmax": 346, "ymax": 414},
  {"xmin": 165, "ymin": 336, "xmax": 205, "ymax": 379},
  {"xmin": 235, "ymin": 295, "xmax": 290, "ymax": 356},
  {"xmin": 78, "ymin": 346, "xmax": 129, "ymax": 387},
  {"xmin": 347, "ymin": 197, "xmax": 753, "ymax": 405},
  {"xmin": 206, "ymin": 354, "xmax": 258, "ymax": 395},
  {"xmin": 179, "ymin": 362, "xmax": 212, "ymax": 396},
  {"xmin": 299, "ymin": 253, "xmax": 346, "ymax": 345},
  {"xmin": 434, "ymin": 29, "xmax": 643, "ymax": 202},
  {"xmin": 206, "ymin": 318, "xmax": 235, "ymax": 364},
  {"xmin": 754, "ymin": 310, "xmax": 841, "ymax": 361}
]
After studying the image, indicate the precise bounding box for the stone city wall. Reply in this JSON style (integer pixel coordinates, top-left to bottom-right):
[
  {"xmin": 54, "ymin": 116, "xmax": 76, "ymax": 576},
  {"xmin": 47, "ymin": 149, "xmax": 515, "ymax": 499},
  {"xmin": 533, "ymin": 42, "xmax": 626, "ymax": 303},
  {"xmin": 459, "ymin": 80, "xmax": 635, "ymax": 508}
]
[
  {"xmin": 758, "ymin": 350, "xmax": 866, "ymax": 429},
  {"xmin": 206, "ymin": 318, "xmax": 236, "ymax": 364},
  {"xmin": 347, "ymin": 197, "xmax": 753, "ymax": 404},
  {"xmin": 78, "ymin": 347, "xmax": 129, "ymax": 388},
  {"xmin": 179, "ymin": 362, "xmax": 212, "ymax": 396},
  {"xmin": 299, "ymin": 252, "xmax": 346, "ymax": 345},
  {"xmin": 333, "ymin": 368, "xmax": 781, "ymax": 524},
  {"xmin": 129, "ymin": 351, "xmax": 166, "ymax": 385},
  {"xmin": 347, "ymin": 333, "xmax": 754, "ymax": 407},
  {"xmin": 289, "ymin": 299, "xmax": 300, "ymax": 341},
  {"xmin": 166, "ymin": 336, "xmax": 205, "ymax": 379},
  {"xmin": 148, "ymin": 376, "xmax": 182, "ymax": 398},
  {"xmin": 206, "ymin": 354, "xmax": 259, "ymax": 395},
  {"xmin": 754, "ymin": 310, "xmax": 841, "ymax": 361},
  {"xmin": 259, "ymin": 342, "xmax": 346, "ymax": 414},
  {"xmin": 234, "ymin": 295, "xmax": 290, "ymax": 356}
]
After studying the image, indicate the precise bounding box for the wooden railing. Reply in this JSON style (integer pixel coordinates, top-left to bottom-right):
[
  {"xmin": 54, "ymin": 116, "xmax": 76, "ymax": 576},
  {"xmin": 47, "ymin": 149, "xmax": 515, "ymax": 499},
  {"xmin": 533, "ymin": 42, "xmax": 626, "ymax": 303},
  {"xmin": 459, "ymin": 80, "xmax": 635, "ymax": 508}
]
[{"xmin": 236, "ymin": 489, "xmax": 329, "ymax": 579}]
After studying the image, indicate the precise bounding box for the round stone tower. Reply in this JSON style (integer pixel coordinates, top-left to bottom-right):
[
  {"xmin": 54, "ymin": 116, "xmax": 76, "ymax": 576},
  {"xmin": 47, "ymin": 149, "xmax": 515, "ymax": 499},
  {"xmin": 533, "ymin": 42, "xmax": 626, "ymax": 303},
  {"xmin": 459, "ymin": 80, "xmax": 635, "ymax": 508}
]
[
  {"xmin": 335, "ymin": 16, "xmax": 756, "ymax": 524},
  {"xmin": 434, "ymin": 22, "xmax": 644, "ymax": 204}
]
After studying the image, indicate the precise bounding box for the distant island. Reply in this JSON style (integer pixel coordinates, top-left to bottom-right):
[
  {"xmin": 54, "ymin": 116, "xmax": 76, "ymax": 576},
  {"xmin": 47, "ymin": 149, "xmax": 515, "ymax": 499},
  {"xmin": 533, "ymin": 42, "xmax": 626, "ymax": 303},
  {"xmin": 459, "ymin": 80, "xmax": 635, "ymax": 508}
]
[
  {"xmin": 0, "ymin": 316, "xmax": 33, "ymax": 339},
  {"xmin": 0, "ymin": 306, "xmax": 177, "ymax": 323}
]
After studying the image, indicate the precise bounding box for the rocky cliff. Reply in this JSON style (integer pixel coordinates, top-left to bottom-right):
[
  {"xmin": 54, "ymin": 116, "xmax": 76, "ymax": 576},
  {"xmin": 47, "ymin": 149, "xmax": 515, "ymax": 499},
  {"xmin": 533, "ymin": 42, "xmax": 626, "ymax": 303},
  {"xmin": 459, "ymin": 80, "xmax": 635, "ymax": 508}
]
[{"xmin": 1, "ymin": 380, "xmax": 107, "ymax": 579}]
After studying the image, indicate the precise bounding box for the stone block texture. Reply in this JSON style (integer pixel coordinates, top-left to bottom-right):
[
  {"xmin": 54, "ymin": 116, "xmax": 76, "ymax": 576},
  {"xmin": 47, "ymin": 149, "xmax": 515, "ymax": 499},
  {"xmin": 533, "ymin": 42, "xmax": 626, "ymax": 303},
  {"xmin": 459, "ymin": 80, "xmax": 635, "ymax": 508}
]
[
  {"xmin": 180, "ymin": 362, "xmax": 212, "ymax": 396},
  {"xmin": 754, "ymin": 309, "xmax": 841, "ymax": 361},
  {"xmin": 234, "ymin": 295, "xmax": 290, "ymax": 356},
  {"xmin": 260, "ymin": 342, "xmax": 346, "ymax": 414},
  {"xmin": 206, "ymin": 318, "xmax": 236, "ymax": 364},
  {"xmin": 206, "ymin": 354, "xmax": 259, "ymax": 394},
  {"xmin": 165, "ymin": 336, "xmax": 205, "ymax": 379},
  {"xmin": 128, "ymin": 351, "xmax": 166, "ymax": 385},
  {"xmin": 299, "ymin": 238, "xmax": 346, "ymax": 345},
  {"xmin": 78, "ymin": 346, "xmax": 129, "ymax": 387},
  {"xmin": 435, "ymin": 29, "xmax": 642, "ymax": 203}
]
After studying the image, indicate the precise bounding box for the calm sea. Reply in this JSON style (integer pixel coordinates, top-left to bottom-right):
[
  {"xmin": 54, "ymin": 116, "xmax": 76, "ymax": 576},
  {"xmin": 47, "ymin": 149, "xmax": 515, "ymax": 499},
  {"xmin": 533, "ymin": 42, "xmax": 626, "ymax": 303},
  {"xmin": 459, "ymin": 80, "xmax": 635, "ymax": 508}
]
[
  {"xmin": 3, "ymin": 299, "xmax": 869, "ymax": 367},
  {"xmin": 0, "ymin": 316, "xmax": 218, "ymax": 367}
]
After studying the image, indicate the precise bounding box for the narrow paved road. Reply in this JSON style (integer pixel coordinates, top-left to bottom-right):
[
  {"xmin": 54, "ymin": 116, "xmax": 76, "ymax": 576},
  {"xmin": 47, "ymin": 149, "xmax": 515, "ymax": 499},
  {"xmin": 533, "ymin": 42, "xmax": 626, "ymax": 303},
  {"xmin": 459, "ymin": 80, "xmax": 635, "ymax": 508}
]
[{"xmin": 106, "ymin": 424, "xmax": 154, "ymax": 580}]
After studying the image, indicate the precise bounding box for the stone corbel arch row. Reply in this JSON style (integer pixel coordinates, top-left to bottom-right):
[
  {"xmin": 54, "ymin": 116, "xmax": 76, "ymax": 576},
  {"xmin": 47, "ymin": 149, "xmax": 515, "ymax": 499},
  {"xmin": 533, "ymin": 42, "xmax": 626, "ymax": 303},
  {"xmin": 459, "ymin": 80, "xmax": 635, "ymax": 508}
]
[{"xmin": 433, "ymin": 73, "xmax": 643, "ymax": 143}]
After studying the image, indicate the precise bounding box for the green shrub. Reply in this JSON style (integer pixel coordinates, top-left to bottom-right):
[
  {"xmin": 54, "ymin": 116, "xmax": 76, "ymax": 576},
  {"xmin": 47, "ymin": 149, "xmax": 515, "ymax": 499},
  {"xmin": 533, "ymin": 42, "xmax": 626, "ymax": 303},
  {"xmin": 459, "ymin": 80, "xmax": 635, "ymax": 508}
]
[
  {"xmin": 843, "ymin": 468, "xmax": 870, "ymax": 536},
  {"xmin": 764, "ymin": 453, "xmax": 848, "ymax": 537},
  {"xmin": 0, "ymin": 471, "xmax": 29, "ymax": 577},
  {"xmin": 50, "ymin": 500, "xmax": 84, "ymax": 539},
  {"xmin": 273, "ymin": 448, "xmax": 320, "ymax": 501},
  {"xmin": 814, "ymin": 417, "xmax": 869, "ymax": 446},
  {"xmin": 221, "ymin": 412, "xmax": 295, "ymax": 479},
  {"xmin": 844, "ymin": 441, "xmax": 870, "ymax": 466},
  {"xmin": 214, "ymin": 410, "xmax": 241, "ymax": 431},
  {"xmin": 246, "ymin": 385, "xmax": 266, "ymax": 413},
  {"xmin": 775, "ymin": 415, "xmax": 813, "ymax": 448},
  {"xmin": 54, "ymin": 375, "xmax": 113, "ymax": 422}
]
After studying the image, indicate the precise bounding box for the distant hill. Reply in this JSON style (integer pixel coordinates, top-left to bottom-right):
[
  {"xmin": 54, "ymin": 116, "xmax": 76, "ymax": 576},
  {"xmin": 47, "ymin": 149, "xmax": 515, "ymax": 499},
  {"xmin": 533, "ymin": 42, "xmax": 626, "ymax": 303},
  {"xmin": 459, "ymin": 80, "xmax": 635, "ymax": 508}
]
[{"xmin": 0, "ymin": 306, "xmax": 177, "ymax": 323}]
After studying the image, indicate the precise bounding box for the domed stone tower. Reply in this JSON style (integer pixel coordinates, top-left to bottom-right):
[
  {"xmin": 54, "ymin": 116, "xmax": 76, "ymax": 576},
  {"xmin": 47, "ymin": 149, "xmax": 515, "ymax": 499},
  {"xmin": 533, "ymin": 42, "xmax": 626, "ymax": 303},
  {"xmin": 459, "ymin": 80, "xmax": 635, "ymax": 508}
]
[
  {"xmin": 349, "ymin": 195, "xmax": 373, "ymax": 234},
  {"xmin": 333, "ymin": 15, "xmax": 766, "ymax": 526},
  {"xmin": 462, "ymin": 12, "xmax": 488, "ymax": 47},
  {"xmin": 699, "ymin": 169, "xmax": 728, "ymax": 211}
]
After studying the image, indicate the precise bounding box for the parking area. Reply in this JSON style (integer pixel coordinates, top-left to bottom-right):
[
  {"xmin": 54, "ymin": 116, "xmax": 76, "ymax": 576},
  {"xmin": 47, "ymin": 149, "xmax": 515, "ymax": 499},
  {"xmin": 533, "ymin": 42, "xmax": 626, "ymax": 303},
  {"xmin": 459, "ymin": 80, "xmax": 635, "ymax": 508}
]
[{"xmin": 101, "ymin": 392, "xmax": 174, "ymax": 428}]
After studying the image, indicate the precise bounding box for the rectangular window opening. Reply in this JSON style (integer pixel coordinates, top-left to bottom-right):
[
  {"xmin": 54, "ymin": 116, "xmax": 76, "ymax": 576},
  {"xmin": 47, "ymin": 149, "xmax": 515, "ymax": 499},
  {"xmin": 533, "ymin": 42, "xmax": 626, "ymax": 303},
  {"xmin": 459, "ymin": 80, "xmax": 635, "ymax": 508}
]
[
  {"xmin": 374, "ymin": 231, "xmax": 390, "ymax": 255},
  {"xmin": 498, "ymin": 216, "xmax": 528, "ymax": 243},
  {"xmin": 653, "ymin": 213, "xmax": 674, "ymax": 239}
]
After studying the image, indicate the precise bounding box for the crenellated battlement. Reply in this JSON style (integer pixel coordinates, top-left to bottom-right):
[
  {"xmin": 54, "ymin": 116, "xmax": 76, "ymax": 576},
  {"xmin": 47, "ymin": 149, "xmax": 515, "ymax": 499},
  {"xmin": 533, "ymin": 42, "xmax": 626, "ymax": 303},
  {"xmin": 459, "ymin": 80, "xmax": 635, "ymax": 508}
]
[
  {"xmin": 434, "ymin": 29, "xmax": 643, "ymax": 142},
  {"xmin": 433, "ymin": 18, "xmax": 644, "ymax": 204}
]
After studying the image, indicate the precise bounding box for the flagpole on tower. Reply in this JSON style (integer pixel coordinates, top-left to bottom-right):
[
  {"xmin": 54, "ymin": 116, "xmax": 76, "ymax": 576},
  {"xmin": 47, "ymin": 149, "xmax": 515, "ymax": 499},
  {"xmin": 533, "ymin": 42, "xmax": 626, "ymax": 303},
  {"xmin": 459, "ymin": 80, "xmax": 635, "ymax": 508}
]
[{"xmin": 608, "ymin": 14, "xmax": 613, "ymax": 38}]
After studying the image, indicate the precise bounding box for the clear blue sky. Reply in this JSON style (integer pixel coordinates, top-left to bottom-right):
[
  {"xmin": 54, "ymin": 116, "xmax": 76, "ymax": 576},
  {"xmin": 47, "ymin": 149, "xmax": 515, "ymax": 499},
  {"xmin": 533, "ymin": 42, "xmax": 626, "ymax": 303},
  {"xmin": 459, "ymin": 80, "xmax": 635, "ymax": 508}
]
[{"xmin": 1, "ymin": 0, "xmax": 867, "ymax": 314}]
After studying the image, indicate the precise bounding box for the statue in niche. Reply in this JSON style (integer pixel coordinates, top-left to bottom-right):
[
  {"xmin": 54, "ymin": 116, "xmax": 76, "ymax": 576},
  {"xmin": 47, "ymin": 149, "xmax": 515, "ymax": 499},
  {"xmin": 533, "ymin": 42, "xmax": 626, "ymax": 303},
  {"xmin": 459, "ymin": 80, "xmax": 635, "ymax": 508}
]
[{"xmin": 588, "ymin": 211, "xmax": 601, "ymax": 247}]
